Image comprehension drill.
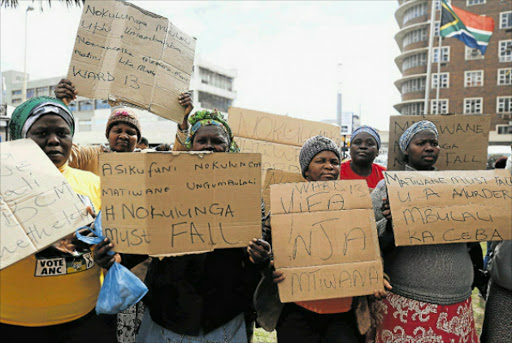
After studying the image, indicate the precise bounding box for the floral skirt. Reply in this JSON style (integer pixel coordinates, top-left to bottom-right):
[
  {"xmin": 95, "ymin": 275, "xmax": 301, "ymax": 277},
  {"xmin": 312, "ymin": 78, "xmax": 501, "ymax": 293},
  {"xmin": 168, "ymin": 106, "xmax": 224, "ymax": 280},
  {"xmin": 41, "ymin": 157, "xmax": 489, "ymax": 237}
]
[{"xmin": 368, "ymin": 292, "xmax": 479, "ymax": 343}]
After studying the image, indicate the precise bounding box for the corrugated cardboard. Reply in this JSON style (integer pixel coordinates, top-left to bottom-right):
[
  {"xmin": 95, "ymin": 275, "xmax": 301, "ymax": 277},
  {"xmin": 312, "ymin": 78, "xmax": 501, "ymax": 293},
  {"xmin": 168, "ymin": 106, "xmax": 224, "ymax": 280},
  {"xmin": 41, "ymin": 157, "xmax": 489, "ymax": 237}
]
[
  {"xmin": 0, "ymin": 140, "xmax": 92, "ymax": 270},
  {"xmin": 235, "ymin": 137, "xmax": 302, "ymax": 176},
  {"xmin": 99, "ymin": 152, "xmax": 262, "ymax": 255},
  {"xmin": 262, "ymin": 169, "xmax": 305, "ymax": 214},
  {"xmin": 387, "ymin": 114, "xmax": 490, "ymax": 171},
  {"xmin": 67, "ymin": 1, "xmax": 196, "ymax": 122},
  {"xmin": 270, "ymin": 180, "xmax": 383, "ymax": 302},
  {"xmin": 228, "ymin": 107, "xmax": 341, "ymax": 147},
  {"xmin": 385, "ymin": 170, "xmax": 512, "ymax": 246}
]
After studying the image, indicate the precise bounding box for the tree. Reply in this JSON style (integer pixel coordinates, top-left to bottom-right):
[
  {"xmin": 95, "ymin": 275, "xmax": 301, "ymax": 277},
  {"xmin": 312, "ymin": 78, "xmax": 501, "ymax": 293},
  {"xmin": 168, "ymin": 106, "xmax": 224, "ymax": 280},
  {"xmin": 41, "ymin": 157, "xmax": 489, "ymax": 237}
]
[{"xmin": 1, "ymin": 0, "xmax": 84, "ymax": 8}]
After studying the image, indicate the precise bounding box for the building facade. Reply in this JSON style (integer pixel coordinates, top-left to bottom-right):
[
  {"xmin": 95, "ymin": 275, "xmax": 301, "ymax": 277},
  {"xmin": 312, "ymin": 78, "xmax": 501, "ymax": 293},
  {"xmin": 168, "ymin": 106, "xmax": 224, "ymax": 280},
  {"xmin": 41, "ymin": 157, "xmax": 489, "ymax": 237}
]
[
  {"xmin": 394, "ymin": 0, "xmax": 512, "ymax": 143},
  {"xmin": 1, "ymin": 59, "xmax": 237, "ymax": 145}
]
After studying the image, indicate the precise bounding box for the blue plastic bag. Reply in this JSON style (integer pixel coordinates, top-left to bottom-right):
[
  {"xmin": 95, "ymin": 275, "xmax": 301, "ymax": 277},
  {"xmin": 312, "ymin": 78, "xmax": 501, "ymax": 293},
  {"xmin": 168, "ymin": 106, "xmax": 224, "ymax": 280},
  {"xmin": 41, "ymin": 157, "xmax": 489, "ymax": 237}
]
[{"xmin": 76, "ymin": 212, "xmax": 148, "ymax": 314}]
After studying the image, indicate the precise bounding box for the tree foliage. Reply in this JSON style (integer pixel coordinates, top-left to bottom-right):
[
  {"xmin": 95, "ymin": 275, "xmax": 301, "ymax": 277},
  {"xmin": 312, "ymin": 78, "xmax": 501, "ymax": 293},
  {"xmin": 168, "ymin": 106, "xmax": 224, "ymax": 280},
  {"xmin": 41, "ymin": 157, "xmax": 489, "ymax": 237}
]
[{"xmin": 1, "ymin": 0, "xmax": 84, "ymax": 9}]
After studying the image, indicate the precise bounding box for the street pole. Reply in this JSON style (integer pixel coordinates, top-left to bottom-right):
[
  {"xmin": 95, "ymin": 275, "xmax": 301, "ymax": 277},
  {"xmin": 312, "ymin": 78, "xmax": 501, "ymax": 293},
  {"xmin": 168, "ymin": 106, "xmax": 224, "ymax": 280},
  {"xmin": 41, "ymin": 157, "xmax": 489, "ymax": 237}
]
[{"xmin": 22, "ymin": 6, "xmax": 34, "ymax": 103}]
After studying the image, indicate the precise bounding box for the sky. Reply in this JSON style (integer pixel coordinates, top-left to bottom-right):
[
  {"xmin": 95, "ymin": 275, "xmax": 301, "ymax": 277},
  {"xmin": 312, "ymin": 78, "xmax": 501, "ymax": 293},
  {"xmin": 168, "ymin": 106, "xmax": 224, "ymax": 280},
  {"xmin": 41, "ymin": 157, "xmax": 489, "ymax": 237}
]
[{"xmin": 1, "ymin": 0, "xmax": 403, "ymax": 131}]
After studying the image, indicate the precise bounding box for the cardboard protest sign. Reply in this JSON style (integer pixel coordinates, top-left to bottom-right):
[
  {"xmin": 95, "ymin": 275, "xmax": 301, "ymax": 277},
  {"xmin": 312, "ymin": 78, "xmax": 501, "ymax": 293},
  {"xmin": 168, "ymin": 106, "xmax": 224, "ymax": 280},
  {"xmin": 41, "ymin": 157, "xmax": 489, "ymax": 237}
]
[
  {"xmin": 262, "ymin": 169, "xmax": 305, "ymax": 214},
  {"xmin": 385, "ymin": 170, "xmax": 512, "ymax": 246},
  {"xmin": 99, "ymin": 152, "xmax": 262, "ymax": 255},
  {"xmin": 0, "ymin": 140, "xmax": 93, "ymax": 270},
  {"xmin": 229, "ymin": 107, "xmax": 341, "ymax": 147},
  {"xmin": 270, "ymin": 180, "xmax": 383, "ymax": 302},
  {"xmin": 67, "ymin": 1, "xmax": 196, "ymax": 122},
  {"xmin": 235, "ymin": 137, "xmax": 302, "ymax": 176},
  {"xmin": 387, "ymin": 115, "xmax": 490, "ymax": 171}
]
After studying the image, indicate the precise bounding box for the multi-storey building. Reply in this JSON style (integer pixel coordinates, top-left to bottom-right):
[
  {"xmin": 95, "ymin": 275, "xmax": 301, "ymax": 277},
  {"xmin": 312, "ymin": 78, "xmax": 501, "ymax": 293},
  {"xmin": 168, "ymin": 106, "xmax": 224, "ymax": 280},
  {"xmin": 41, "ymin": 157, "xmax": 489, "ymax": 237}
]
[
  {"xmin": 394, "ymin": 0, "xmax": 512, "ymax": 143},
  {"xmin": 1, "ymin": 59, "xmax": 237, "ymax": 145}
]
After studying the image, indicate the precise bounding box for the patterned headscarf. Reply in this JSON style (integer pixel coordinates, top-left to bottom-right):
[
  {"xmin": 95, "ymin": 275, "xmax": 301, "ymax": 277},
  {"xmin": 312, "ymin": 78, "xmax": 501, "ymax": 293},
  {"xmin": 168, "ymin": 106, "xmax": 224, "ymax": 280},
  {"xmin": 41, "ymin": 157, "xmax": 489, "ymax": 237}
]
[
  {"xmin": 399, "ymin": 120, "xmax": 439, "ymax": 153},
  {"xmin": 351, "ymin": 125, "xmax": 381, "ymax": 149},
  {"xmin": 184, "ymin": 110, "xmax": 239, "ymax": 152},
  {"xmin": 9, "ymin": 96, "xmax": 74, "ymax": 140}
]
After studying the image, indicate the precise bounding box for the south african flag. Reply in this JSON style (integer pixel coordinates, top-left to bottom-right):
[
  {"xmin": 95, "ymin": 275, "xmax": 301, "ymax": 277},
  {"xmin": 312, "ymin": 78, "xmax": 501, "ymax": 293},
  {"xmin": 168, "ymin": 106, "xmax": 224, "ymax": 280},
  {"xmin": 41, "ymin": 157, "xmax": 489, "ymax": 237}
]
[{"xmin": 440, "ymin": 0, "xmax": 495, "ymax": 55}]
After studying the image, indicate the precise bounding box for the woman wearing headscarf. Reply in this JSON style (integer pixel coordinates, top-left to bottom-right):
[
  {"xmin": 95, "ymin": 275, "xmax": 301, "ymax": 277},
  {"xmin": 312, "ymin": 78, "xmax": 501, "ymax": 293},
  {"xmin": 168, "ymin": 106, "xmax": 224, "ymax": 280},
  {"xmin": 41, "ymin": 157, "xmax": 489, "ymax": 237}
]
[
  {"xmin": 340, "ymin": 126, "xmax": 385, "ymax": 190},
  {"xmin": 93, "ymin": 110, "xmax": 270, "ymax": 343},
  {"xmin": 255, "ymin": 136, "xmax": 389, "ymax": 343},
  {"xmin": 0, "ymin": 96, "xmax": 116, "ymax": 343},
  {"xmin": 53, "ymin": 78, "xmax": 193, "ymax": 174},
  {"xmin": 369, "ymin": 120, "xmax": 479, "ymax": 342}
]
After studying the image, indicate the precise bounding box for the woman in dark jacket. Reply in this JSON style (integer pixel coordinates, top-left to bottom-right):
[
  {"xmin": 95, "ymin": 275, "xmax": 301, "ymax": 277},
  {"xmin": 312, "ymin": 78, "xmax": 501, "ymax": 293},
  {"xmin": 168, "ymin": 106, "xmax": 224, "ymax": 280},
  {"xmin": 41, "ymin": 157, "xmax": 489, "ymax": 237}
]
[{"xmin": 94, "ymin": 110, "xmax": 270, "ymax": 343}]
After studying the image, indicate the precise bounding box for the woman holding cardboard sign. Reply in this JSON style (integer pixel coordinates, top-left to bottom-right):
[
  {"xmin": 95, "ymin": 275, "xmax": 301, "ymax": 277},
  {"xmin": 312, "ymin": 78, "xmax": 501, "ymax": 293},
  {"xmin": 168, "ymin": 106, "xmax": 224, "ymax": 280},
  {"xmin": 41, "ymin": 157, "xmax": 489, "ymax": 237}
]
[
  {"xmin": 369, "ymin": 121, "xmax": 479, "ymax": 342},
  {"xmin": 54, "ymin": 78, "xmax": 194, "ymax": 175},
  {"xmin": 255, "ymin": 135, "xmax": 390, "ymax": 343},
  {"xmin": 340, "ymin": 126, "xmax": 386, "ymax": 191},
  {"xmin": 0, "ymin": 97, "xmax": 116, "ymax": 343},
  {"xmin": 93, "ymin": 110, "xmax": 270, "ymax": 343}
]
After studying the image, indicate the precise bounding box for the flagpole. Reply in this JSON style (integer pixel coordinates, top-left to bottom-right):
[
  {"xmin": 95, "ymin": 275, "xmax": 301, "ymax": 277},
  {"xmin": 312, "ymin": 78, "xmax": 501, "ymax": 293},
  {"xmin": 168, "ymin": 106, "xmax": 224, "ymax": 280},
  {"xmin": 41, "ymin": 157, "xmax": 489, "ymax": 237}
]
[
  {"xmin": 424, "ymin": 0, "xmax": 437, "ymax": 115},
  {"xmin": 436, "ymin": 35, "xmax": 442, "ymax": 113}
]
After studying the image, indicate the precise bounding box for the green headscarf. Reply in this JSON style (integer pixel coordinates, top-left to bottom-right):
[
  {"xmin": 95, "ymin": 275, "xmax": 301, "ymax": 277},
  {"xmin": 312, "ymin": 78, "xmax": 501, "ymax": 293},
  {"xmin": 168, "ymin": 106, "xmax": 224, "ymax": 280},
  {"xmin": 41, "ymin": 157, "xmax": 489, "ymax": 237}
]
[
  {"xmin": 185, "ymin": 110, "xmax": 239, "ymax": 152},
  {"xmin": 9, "ymin": 96, "xmax": 75, "ymax": 140}
]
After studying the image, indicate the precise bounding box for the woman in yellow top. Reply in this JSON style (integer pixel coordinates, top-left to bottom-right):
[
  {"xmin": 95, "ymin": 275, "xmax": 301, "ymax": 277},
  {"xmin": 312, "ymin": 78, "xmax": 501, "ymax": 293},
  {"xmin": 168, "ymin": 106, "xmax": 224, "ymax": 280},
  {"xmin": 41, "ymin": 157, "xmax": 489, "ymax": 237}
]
[{"xmin": 0, "ymin": 96, "xmax": 116, "ymax": 343}]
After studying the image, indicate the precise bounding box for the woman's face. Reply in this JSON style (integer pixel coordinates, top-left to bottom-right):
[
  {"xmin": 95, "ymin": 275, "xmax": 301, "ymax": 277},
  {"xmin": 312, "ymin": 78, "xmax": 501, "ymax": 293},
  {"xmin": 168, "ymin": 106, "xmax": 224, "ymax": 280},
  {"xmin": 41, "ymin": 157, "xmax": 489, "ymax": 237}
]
[
  {"xmin": 26, "ymin": 114, "xmax": 72, "ymax": 168},
  {"xmin": 304, "ymin": 150, "xmax": 340, "ymax": 181},
  {"xmin": 350, "ymin": 132, "xmax": 379, "ymax": 166},
  {"xmin": 108, "ymin": 123, "xmax": 138, "ymax": 152},
  {"xmin": 405, "ymin": 131, "xmax": 440, "ymax": 170},
  {"xmin": 192, "ymin": 125, "xmax": 229, "ymax": 152}
]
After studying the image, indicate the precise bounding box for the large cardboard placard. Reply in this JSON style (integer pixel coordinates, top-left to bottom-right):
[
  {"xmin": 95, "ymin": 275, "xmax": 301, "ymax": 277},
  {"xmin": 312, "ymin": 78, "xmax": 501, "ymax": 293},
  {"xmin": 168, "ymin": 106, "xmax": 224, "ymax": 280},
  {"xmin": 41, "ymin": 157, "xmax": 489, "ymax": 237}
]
[
  {"xmin": 235, "ymin": 137, "xmax": 302, "ymax": 176},
  {"xmin": 67, "ymin": 1, "xmax": 196, "ymax": 122},
  {"xmin": 385, "ymin": 170, "xmax": 512, "ymax": 246},
  {"xmin": 99, "ymin": 152, "xmax": 262, "ymax": 255},
  {"xmin": 387, "ymin": 115, "xmax": 490, "ymax": 171},
  {"xmin": 270, "ymin": 181, "xmax": 383, "ymax": 302},
  {"xmin": 0, "ymin": 140, "xmax": 93, "ymax": 270},
  {"xmin": 262, "ymin": 169, "xmax": 305, "ymax": 214},
  {"xmin": 229, "ymin": 107, "xmax": 341, "ymax": 147}
]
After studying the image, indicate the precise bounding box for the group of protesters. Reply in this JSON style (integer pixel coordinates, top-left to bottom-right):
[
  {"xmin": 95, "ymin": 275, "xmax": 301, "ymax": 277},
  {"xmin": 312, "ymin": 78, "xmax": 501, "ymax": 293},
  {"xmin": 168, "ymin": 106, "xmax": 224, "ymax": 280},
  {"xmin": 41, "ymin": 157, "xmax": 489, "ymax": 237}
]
[{"xmin": 0, "ymin": 78, "xmax": 510, "ymax": 343}]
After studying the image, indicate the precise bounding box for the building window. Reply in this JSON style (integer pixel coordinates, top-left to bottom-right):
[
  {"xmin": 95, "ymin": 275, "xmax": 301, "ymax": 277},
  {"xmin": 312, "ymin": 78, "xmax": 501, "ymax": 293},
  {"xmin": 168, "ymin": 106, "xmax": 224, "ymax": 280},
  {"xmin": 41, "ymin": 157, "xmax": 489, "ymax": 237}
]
[
  {"xmin": 431, "ymin": 99, "xmax": 449, "ymax": 114},
  {"xmin": 433, "ymin": 46, "xmax": 450, "ymax": 62},
  {"xmin": 467, "ymin": 0, "xmax": 485, "ymax": 5},
  {"xmin": 435, "ymin": 0, "xmax": 441, "ymax": 10},
  {"xmin": 36, "ymin": 87, "xmax": 48, "ymax": 96},
  {"xmin": 49, "ymin": 85, "xmax": 56, "ymax": 96},
  {"xmin": 499, "ymin": 40, "xmax": 512, "ymax": 62},
  {"xmin": 78, "ymin": 100, "xmax": 93, "ymax": 111},
  {"xmin": 498, "ymin": 68, "xmax": 512, "ymax": 85},
  {"xmin": 501, "ymin": 11, "xmax": 512, "ymax": 29},
  {"xmin": 402, "ymin": 52, "xmax": 427, "ymax": 71},
  {"xmin": 401, "ymin": 78, "xmax": 426, "ymax": 94},
  {"xmin": 403, "ymin": 28, "xmax": 427, "ymax": 48},
  {"xmin": 402, "ymin": 102, "xmax": 424, "ymax": 115},
  {"xmin": 198, "ymin": 91, "xmax": 232, "ymax": 113},
  {"xmin": 95, "ymin": 99, "xmax": 110, "ymax": 109},
  {"xmin": 199, "ymin": 67, "xmax": 233, "ymax": 91},
  {"xmin": 432, "ymin": 73, "xmax": 449, "ymax": 88},
  {"xmin": 26, "ymin": 88, "xmax": 35, "ymax": 99},
  {"xmin": 497, "ymin": 96, "xmax": 512, "ymax": 114},
  {"xmin": 496, "ymin": 124, "xmax": 511, "ymax": 134},
  {"xmin": 12, "ymin": 90, "xmax": 21, "ymax": 95},
  {"xmin": 403, "ymin": 3, "xmax": 427, "ymax": 25},
  {"xmin": 12, "ymin": 98, "xmax": 22, "ymax": 104},
  {"xmin": 434, "ymin": 21, "xmax": 440, "ymax": 36},
  {"xmin": 464, "ymin": 98, "xmax": 483, "ymax": 114},
  {"xmin": 68, "ymin": 101, "xmax": 78, "ymax": 112},
  {"xmin": 464, "ymin": 70, "xmax": 484, "ymax": 87},
  {"xmin": 465, "ymin": 47, "xmax": 484, "ymax": 60}
]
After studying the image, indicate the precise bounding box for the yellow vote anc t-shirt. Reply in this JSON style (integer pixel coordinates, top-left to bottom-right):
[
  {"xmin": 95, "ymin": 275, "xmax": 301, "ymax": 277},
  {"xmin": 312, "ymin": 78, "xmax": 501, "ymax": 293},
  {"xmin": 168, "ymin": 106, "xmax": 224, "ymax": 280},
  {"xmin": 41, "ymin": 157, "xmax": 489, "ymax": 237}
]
[{"xmin": 0, "ymin": 164, "xmax": 102, "ymax": 326}]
